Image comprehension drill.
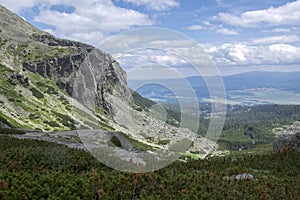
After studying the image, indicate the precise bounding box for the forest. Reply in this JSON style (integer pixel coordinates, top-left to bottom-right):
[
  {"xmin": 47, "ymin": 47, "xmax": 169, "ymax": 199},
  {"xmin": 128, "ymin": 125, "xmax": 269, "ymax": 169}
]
[{"xmin": 0, "ymin": 134, "xmax": 299, "ymax": 199}]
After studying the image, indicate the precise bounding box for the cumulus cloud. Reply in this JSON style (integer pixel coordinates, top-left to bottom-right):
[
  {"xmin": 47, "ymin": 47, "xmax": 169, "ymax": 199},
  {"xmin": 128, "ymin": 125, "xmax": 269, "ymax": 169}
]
[
  {"xmin": 203, "ymin": 43, "xmax": 300, "ymax": 67},
  {"xmin": 252, "ymin": 35, "xmax": 299, "ymax": 45},
  {"xmin": 0, "ymin": 0, "xmax": 154, "ymax": 45},
  {"xmin": 116, "ymin": 49, "xmax": 188, "ymax": 69},
  {"xmin": 218, "ymin": 0, "xmax": 300, "ymax": 27},
  {"xmin": 118, "ymin": 47, "xmax": 219, "ymax": 79},
  {"xmin": 0, "ymin": 0, "xmax": 38, "ymax": 12},
  {"xmin": 189, "ymin": 21, "xmax": 238, "ymax": 35},
  {"xmin": 187, "ymin": 25, "xmax": 204, "ymax": 30},
  {"xmin": 122, "ymin": 0, "xmax": 179, "ymax": 11},
  {"xmin": 270, "ymin": 28, "xmax": 291, "ymax": 33},
  {"xmin": 216, "ymin": 27, "xmax": 238, "ymax": 35}
]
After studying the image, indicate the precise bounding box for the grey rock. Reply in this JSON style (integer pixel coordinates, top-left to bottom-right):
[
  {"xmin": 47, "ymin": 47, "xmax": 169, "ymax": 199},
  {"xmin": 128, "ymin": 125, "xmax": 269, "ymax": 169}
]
[
  {"xmin": 235, "ymin": 173, "xmax": 255, "ymax": 180},
  {"xmin": 223, "ymin": 173, "xmax": 255, "ymax": 181},
  {"xmin": 273, "ymin": 132, "xmax": 300, "ymax": 152},
  {"xmin": 5, "ymin": 72, "xmax": 29, "ymax": 87}
]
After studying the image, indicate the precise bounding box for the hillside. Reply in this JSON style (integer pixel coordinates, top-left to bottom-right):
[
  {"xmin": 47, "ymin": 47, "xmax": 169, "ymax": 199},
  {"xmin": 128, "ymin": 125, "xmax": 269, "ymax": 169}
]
[
  {"xmin": 0, "ymin": 5, "xmax": 220, "ymax": 170},
  {"xmin": 0, "ymin": 4, "xmax": 135, "ymax": 131}
]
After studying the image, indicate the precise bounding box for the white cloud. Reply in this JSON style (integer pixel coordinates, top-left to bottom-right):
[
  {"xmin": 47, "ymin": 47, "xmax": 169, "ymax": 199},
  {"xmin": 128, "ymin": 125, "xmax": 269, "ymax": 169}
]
[
  {"xmin": 119, "ymin": 47, "xmax": 219, "ymax": 79},
  {"xmin": 116, "ymin": 49, "xmax": 188, "ymax": 69},
  {"xmin": 202, "ymin": 20, "xmax": 215, "ymax": 28},
  {"xmin": 190, "ymin": 21, "xmax": 238, "ymax": 35},
  {"xmin": 187, "ymin": 25, "xmax": 204, "ymax": 31},
  {"xmin": 202, "ymin": 43, "xmax": 300, "ymax": 67},
  {"xmin": 270, "ymin": 28, "xmax": 291, "ymax": 33},
  {"xmin": 122, "ymin": 0, "xmax": 179, "ymax": 11},
  {"xmin": 0, "ymin": 0, "xmax": 37, "ymax": 12},
  {"xmin": 252, "ymin": 35, "xmax": 299, "ymax": 45},
  {"xmin": 216, "ymin": 27, "xmax": 238, "ymax": 35},
  {"xmin": 218, "ymin": 0, "xmax": 300, "ymax": 27},
  {"xmin": 269, "ymin": 43, "xmax": 297, "ymax": 53},
  {"xmin": 0, "ymin": 0, "xmax": 154, "ymax": 45}
]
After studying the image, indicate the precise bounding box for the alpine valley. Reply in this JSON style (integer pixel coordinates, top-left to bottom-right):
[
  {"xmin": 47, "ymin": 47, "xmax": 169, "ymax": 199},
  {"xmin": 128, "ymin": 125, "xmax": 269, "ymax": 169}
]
[{"xmin": 0, "ymin": 4, "xmax": 299, "ymax": 199}]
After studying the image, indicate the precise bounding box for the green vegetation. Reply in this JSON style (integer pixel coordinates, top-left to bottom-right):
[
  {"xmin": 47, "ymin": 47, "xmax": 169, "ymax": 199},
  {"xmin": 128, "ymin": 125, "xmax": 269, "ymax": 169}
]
[
  {"xmin": 0, "ymin": 135, "xmax": 299, "ymax": 199},
  {"xmin": 157, "ymin": 139, "xmax": 170, "ymax": 145},
  {"xmin": 132, "ymin": 91, "xmax": 156, "ymax": 111},
  {"xmin": 0, "ymin": 128, "xmax": 25, "ymax": 134},
  {"xmin": 219, "ymin": 104, "xmax": 300, "ymax": 150},
  {"xmin": 51, "ymin": 111, "xmax": 76, "ymax": 130},
  {"xmin": 0, "ymin": 110, "xmax": 22, "ymax": 129},
  {"xmin": 162, "ymin": 103, "xmax": 300, "ymax": 151},
  {"xmin": 0, "ymin": 64, "xmax": 118, "ymax": 132},
  {"xmin": 3, "ymin": 41, "xmax": 78, "ymax": 64},
  {"xmin": 110, "ymin": 135, "xmax": 122, "ymax": 148},
  {"xmin": 98, "ymin": 121, "xmax": 115, "ymax": 131},
  {"xmin": 29, "ymin": 87, "xmax": 44, "ymax": 99},
  {"xmin": 118, "ymin": 132, "xmax": 153, "ymax": 151}
]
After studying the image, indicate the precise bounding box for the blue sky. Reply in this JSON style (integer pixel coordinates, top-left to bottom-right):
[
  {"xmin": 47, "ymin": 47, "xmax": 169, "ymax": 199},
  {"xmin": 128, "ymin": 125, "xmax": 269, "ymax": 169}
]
[{"xmin": 1, "ymin": 0, "xmax": 300, "ymax": 77}]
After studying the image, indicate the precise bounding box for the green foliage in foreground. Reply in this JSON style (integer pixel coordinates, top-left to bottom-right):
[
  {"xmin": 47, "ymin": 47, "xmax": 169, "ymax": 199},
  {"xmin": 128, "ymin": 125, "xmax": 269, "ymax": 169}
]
[
  {"xmin": 0, "ymin": 128, "xmax": 25, "ymax": 135},
  {"xmin": 0, "ymin": 135, "xmax": 299, "ymax": 199}
]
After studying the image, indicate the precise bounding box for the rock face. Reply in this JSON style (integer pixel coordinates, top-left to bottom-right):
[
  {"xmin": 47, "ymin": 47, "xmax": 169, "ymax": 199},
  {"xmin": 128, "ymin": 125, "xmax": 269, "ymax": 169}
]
[
  {"xmin": 0, "ymin": 5, "xmax": 132, "ymax": 117},
  {"xmin": 22, "ymin": 47, "xmax": 132, "ymax": 116},
  {"xmin": 273, "ymin": 132, "xmax": 300, "ymax": 152}
]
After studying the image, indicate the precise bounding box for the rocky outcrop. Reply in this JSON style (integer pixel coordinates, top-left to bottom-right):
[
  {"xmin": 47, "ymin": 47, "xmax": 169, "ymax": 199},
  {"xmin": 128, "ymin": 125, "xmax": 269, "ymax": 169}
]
[
  {"xmin": 0, "ymin": 5, "xmax": 132, "ymax": 117},
  {"xmin": 273, "ymin": 132, "xmax": 300, "ymax": 152},
  {"xmin": 31, "ymin": 33, "xmax": 93, "ymax": 49},
  {"xmin": 22, "ymin": 48, "xmax": 132, "ymax": 116},
  {"xmin": 5, "ymin": 72, "xmax": 29, "ymax": 87}
]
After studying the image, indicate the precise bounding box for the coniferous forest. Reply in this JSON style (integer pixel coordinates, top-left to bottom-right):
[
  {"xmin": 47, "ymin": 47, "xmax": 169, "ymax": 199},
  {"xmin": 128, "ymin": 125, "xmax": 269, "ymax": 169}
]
[{"xmin": 0, "ymin": 135, "xmax": 299, "ymax": 199}]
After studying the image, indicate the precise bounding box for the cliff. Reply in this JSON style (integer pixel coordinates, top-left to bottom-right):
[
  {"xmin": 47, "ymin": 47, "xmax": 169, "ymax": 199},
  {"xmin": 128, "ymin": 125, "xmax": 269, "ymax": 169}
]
[{"xmin": 0, "ymin": 4, "xmax": 132, "ymax": 126}]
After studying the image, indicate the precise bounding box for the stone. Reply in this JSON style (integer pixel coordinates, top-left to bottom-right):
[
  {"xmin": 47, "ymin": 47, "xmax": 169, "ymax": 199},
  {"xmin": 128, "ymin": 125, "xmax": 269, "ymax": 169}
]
[
  {"xmin": 273, "ymin": 132, "xmax": 300, "ymax": 152},
  {"xmin": 235, "ymin": 173, "xmax": 255, "ymax": 180},
  {"xmin": 5, "ymin": 72, "xmax": 29, "ymax": 87}
]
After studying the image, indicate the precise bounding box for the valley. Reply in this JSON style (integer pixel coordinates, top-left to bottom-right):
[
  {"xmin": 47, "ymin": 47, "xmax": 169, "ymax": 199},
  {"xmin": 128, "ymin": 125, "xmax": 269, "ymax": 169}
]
[
  {"xmin": 129, "ymin": 71, "xmax": 300, "ymax": 105},
  {"xmin": 0, "ymin": 2, "xmax": 299, "ymax": 199}
]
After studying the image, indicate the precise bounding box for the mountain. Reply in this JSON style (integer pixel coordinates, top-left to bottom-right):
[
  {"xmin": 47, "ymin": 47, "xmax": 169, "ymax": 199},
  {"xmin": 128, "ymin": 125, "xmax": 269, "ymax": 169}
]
[
  {"xmin": 129, "ymin": 71, "xmax": 300, "ymax": 105},
  {"xmin": 0, "ymin": 5, "xmax": 219, "ymax": 166},
  {"xmin": 0, "ymin": 4, "xmax": 132, "ymax": 131},
  {"xmin": 223, "ymin": 71, "xmax": 300, "ymax": 92}
]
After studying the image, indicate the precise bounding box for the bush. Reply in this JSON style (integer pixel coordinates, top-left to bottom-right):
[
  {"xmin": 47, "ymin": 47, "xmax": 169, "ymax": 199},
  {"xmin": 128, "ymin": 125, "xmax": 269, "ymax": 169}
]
[{"xmin": 30, "ymin": 87, "xmax": 44, "ymax": 99}]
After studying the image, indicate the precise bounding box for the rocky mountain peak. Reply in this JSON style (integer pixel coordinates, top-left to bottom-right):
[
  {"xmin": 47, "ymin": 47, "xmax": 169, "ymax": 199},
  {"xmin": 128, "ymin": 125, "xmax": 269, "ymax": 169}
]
[{"xmin": 0, "ymin": 4, "xmax": 132, "ymax": 117}]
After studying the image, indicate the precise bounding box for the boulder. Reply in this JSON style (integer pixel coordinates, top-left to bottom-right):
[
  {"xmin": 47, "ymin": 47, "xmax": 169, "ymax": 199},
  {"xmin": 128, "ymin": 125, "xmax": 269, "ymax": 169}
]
[
  {"xmin": 273, "ymin": 132, "xmax": 300, "ymax": 152},
  {"xmin": 235, "ymin": 173, "xmax": 255, "ymax": 180}
]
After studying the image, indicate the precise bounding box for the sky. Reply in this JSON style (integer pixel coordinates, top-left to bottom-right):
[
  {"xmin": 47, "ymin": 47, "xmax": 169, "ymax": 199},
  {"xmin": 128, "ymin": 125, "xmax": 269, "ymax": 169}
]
[{"xmin": 1, "ymin": 0, "xmax": 300, "ymax": 78}]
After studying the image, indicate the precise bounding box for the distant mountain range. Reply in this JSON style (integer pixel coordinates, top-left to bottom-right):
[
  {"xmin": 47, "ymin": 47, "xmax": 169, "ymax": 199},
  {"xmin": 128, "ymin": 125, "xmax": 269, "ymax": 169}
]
[{"xmin": 129, "ymin": 71, "xmax": 300, "ymax": 105}]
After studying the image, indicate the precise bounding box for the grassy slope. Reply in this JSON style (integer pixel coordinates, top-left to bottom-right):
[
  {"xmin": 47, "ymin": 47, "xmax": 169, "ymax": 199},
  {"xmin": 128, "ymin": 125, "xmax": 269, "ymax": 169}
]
[{"xmin": 0, "ymin": 64, "xmax": 115, "ymax": 132}]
